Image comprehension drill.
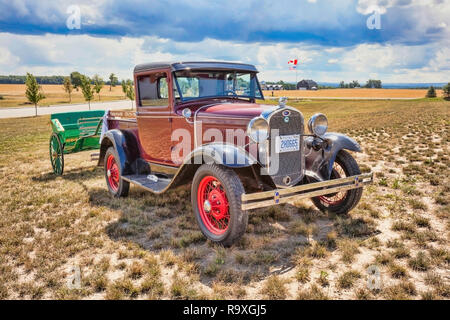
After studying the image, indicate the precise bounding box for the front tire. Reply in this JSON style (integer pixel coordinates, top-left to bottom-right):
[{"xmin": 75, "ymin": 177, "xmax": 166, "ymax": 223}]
[
  {"xmin": 104, "ymin": 147, "xmax": 129, "ymax": 197},
  {"xmin": 192, "ymin": 164, "xmax": 247, "ymax": 247},
  {"xmin": 312, "ymin": 150, "xmax": 363, "ymax": 215}
]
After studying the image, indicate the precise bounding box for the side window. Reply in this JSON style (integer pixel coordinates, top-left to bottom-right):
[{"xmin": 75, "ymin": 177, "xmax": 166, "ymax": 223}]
[
  {"xmin": 158, "ymin": 77, "xmax": 168, "ymax": 99},
  {"xmin": 137, "ymin": 72, "xmax": 169, "ymax": 107}
]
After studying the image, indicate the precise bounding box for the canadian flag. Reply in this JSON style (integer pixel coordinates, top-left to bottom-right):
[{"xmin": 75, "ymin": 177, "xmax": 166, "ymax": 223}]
[{"xmin": 288, "ymin": 59, "xmax": 298, "ymax": 65}]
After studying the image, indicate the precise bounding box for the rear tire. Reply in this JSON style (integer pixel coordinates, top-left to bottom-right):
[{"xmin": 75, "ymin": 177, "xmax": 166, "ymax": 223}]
[
  {"xmin": 312, "ymin": 150, "xmax": 363, "ymax": 215},
  {"xmin": 104, "ymin": 147, "xmax": 129, "ymax": 197},
  {"xmin": 192, "ymin": 164, "xmax": 247, "ymax": 247}
]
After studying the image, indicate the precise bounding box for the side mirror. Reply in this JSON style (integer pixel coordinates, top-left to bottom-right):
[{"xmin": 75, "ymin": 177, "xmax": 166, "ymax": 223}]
[{"xmin": 182, "ymin": 108, "xmax": 192, "ymax": 118}]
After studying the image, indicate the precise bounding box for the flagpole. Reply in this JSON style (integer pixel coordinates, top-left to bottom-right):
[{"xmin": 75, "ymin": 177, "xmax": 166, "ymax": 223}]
[{"xmin": 295, "ymin": 68, "xmax": 298, "ymax": 87}]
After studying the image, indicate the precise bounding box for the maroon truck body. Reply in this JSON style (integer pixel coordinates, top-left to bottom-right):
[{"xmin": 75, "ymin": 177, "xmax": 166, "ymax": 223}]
[{"xmin": 98, "ymin": 61, "xmax": 373, "ymax": 246}]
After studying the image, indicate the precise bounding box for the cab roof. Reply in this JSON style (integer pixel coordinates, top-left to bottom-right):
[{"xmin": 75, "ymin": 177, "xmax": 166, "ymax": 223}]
[{"xmin": 134, "ymin": 61, "xmax": 259, "ymax": 74}]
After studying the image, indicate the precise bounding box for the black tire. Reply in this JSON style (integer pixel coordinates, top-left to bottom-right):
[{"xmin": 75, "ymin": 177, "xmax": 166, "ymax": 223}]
[
  {"xmin": 104, "ymin": 147, "xmax": 129, "ymax": 197},
  {"xmin": 312, "ymin": 150, "xmax": 363, "ymax": 215},
  {"xmin": 191, "ymin": 164, "xmax": 248, "ymax": 247}
]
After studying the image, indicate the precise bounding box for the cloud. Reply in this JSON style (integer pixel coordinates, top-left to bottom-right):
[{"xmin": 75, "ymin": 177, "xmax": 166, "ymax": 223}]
[
  {"xmin": 0, "ymin": 0, "xmax": 448, "ymax": 46},
  {"xmin": 0, "ymin": 32, "xmax": 448, "ymax": 83},
  {"xmin": 0, "ymin": 1, "xmax": 448, "ymax": 83}
]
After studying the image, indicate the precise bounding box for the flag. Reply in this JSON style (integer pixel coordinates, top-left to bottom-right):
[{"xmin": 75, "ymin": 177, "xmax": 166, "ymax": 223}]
[{"xmin": 288, "ymin": 59, "xmax": 298, "ymax": 70}]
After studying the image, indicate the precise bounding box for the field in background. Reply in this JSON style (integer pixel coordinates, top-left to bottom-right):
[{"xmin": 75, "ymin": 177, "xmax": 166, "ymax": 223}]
[
  {"xmin": 0, "ymin": 84, "xmax": 126, "ymax": 108},
  {"xmin": 0, "ymin": 99, "xmax": 448, "ymax": 300},
  {"xmin": 0, "ymin": 85, "xmax": 445, "ymax": 109},
  {"xmin": 263, "ymin": 88, "xmax": 443, "ymax": 99}
]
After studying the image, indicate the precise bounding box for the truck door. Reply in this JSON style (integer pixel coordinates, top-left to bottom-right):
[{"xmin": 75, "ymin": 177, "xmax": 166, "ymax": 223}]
[{"xmin": 135, "ymin": 70, "xmax": 174, "ymax": 164}]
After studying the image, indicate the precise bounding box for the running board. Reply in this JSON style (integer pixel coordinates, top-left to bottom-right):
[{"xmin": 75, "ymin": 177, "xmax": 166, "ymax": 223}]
[
  {"xmin": 122, "ymin": 173, "xmax": 172, "ymax": 194},
  {"xmin": 241, "ymin": 172, "xmax": 374, "ymax": 210}
]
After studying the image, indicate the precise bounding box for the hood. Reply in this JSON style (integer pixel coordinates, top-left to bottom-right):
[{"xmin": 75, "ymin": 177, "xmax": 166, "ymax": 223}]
[{"xmin": 197, "ymin": 102, "xmax": 278, "ymax": 118}]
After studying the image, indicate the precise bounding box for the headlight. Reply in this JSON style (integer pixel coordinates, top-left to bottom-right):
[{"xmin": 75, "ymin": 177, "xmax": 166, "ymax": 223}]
[
  {"xmin": 247, "ymin": 117, "xmax": 269, "ymax": 143},
  {"xmin": 308, "ymin": 113, "xmax": 328, "ymax": 136}
]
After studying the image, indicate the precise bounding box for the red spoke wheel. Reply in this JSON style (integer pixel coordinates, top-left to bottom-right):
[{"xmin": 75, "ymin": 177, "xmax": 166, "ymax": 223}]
[
  {"xmin": 106, "ymin": 154, "xmax": 120, "ymax": 192},
  {"xmin": 312, "ymin": 150, "xmax": 363, "ymax": 215},
  {"xmin": 104, "ymin": 147, "xmax": 129, "ymax": 197},
  {"xmin": 318, "ymin": 161, "xmax": 348, "ymax": 206},
  {"xmin": 192, "ymin": 164, "xmax": 247, "ymax": 246},
  {"xmin": 197, "ymin": 176, "xmax": 230, "ymax": 235}
]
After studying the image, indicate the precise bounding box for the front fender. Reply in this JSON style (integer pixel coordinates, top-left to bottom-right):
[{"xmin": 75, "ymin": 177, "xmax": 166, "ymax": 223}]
[
  {"xmin": 305, "ymin": 132, "xmax": 361, "ymax": 180},
  {"xmin": 184, "ymin": 142, "xmax": 257, "ymax": 168}
]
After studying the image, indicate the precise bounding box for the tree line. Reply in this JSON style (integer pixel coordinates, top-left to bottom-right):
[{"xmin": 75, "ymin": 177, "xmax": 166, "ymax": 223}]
[
  {"xmin": 426, "ymin": 83, "xmax": 450, "ymax": 99},
  {"xmin": 0, "ymin": 74, "xmax": 126, "ymax": 85},
  {"xmin": 24, "ymin": 72, "xmax": 135, "ymax": 116},
  {"xmin": 339, "ymin": 79, "xmax": 382, "ymax": 88}
]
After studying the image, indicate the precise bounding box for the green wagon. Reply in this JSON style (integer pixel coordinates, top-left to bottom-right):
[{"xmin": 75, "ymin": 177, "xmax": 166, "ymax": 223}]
[{"xmin": 49, "ymin": 110, "xmax": 105, "ymax": 175}]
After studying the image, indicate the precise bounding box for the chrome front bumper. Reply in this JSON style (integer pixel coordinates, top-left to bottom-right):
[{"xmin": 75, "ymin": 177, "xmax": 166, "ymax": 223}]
[{"xmin": 241, "ymin": 172, "xmax": 374, "ymax": 210}]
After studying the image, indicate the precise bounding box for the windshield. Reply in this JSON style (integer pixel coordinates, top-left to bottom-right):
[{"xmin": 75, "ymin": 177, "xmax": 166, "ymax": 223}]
[{"xmin": 174, "ymin": 70, "xmax": 263, "ymax": 101}]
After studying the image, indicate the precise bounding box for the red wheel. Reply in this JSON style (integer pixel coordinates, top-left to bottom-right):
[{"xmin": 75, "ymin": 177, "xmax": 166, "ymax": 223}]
[
  {"xmin": 312, "ymin": 150, "xmax": 363, "ymax": 215},
  {"xmin": 104, "ymin": 147, "xmax": 129, "ymax": 197},
  {"xmin": 192, "ymin": 164, "xmax": 247, "ymax": 246},
  {"xmin": 106, "ymin": 154, "xmax": 120, "ymax": 192},
  {"xmin": 197, "ymin": 176, "xmax": 230, "ymax": 235},
  {"xmin": 318, "ymin": 161, "xmax": 348, "ymax": 205}
]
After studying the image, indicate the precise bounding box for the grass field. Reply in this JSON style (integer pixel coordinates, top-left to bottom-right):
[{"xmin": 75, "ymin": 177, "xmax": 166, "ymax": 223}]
[
  {"xmin": 0, "ymin": 84, "xmax": 126, "ymax": 108},
  {"xmin": 0, "ymin": 99, "xmax": 449, "ymax": 300},
  {"xmin": 0, "ymin": 84, "xmax": 444, "ymax": 109},
  {"xmin": 263, "ymin": 88, "xmax": 443, "ymax": 99}
]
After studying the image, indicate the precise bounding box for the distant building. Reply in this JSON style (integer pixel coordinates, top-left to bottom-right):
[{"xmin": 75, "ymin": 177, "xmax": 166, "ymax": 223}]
[
  {"xmin": 297, "ymin": 79, "xmax": 318, "ymax": 90},
  {"xmin": 266, "ymin": 84, "xmax": 283, "ymax": 90}
]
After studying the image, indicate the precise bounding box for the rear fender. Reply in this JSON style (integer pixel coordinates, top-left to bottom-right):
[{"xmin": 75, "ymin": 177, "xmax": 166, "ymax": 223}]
[{"xmin": 98, "ymin": 129, "xmax": 141, "ymax": 175}]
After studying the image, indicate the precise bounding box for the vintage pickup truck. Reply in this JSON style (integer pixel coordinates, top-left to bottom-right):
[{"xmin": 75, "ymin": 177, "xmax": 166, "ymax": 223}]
[{"xmin": 99, "ymin": 61, "xmax": 373, "ymax": 246}]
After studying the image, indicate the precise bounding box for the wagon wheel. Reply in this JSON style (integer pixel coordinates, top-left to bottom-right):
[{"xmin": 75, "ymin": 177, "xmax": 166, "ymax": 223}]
[{"xmin": 49, "ymin": 133, "xmax": 64, "ymax": 175}]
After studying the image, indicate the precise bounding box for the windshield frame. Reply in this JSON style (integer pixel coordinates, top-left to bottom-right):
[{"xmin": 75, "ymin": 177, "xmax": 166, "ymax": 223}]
[{"xmin": 173, "ymin": 70, "xmax": 264, "ymax": 103}]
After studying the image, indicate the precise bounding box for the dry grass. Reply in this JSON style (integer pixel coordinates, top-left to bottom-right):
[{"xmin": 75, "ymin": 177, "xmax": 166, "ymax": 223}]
[
  {"xmin": 263, "ymin": 88, "xmax": 444, "ymax": 99},
  {"xmin": 0, "ymin": 84, "xmax": 125, "ymax": 108},
  {"xmin": 0, "ymin": 98, "xmax": 448, "ymax": 299}
]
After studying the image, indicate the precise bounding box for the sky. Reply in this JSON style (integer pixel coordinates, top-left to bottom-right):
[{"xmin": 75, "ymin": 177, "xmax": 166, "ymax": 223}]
[{"xmin": 0, "ymin": 0, "xmax": 449, "ymax": 83}]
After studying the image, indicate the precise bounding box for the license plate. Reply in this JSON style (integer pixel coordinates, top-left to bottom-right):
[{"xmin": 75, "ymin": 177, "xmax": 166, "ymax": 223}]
[{"xmin": 275, "ymin": 134, "xmax": 300, "ymax": 153}]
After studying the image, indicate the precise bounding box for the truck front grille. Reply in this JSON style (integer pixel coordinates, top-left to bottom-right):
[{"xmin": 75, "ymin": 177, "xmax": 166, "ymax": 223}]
[{"xmin": 267, "ymin": 108, "xmax": 304, "ymax": 187}]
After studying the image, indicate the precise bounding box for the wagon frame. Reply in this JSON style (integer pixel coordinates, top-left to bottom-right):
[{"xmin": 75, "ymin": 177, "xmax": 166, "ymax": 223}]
[{"xmin": 49, "ymin": 110, "xmax": 105, "ymax": 175}]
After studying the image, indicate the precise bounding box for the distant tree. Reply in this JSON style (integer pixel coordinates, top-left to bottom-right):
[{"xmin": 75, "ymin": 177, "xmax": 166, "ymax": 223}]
[
  {"xmin": 365, "ymin": 79, "xmax": 382, "ymax": 88},
  {"xmin": 442, "ymin": 82, "xmax": 450, "ymax": 100},
  {"xmin": 63, "ymin": 77, "xmax": 73, "ymax": 103},
  {"xmin": 80, "ymin": 75, "xmax": 94, "ymax": 110},
  {"xmin": 70, "ymin": 71, "xmax": 83, "ymax": 91},
  {"xmin": 351, "ymin": 80, "xmax": 360, "ymax": 88},
  {"xmin": 426, "ymin": 86, "xmax": 437, "ymax": 98},
  {"xmin": 125, "ymin": 80, "xmax": 135, "ymax": 109},
  {"xmin": 339, "ymin": 81, "xmax": 345, "ymax": 88},
  {"xmin": 109, "ymin": 73, "xmax": 118, "ymax": 91},
  {"xmin": 121, "ymin": 79, "xmax": 128, "ymax": 97},
  {"xmin": 25, "ymin": 73, "xmax": 46, "ymax": 117},
  {"xmin": 92, "ymin": 74, "xmax": 104, "ymax": 100}
]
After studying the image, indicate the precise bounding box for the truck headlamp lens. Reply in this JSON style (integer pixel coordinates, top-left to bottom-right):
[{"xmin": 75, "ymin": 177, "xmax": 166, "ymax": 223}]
[
  {"xmin": 308, "ymin": 113, "xmax": 328, "ymax": 136},
  {"xmin": 247, "ymin": 118, "xmax": 269, "ymax": 143}
]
